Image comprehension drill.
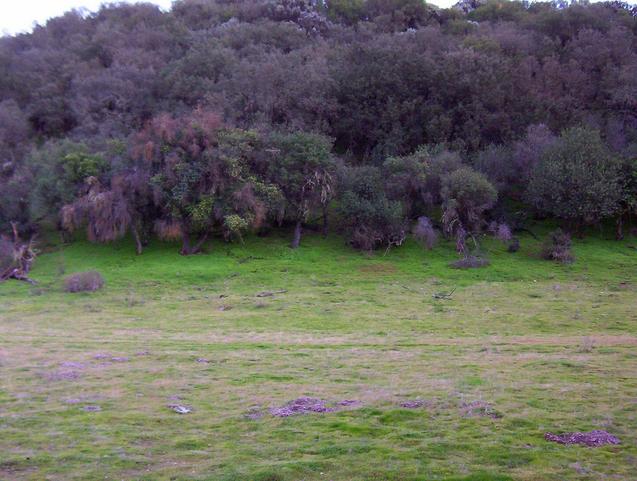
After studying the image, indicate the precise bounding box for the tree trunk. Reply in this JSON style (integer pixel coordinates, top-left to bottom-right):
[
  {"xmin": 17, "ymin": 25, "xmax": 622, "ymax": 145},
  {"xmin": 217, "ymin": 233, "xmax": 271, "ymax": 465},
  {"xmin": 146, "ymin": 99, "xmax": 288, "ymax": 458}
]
[
  {"xmin": 180, "ymin": 231, "xmax": 192, "ymax": 255},
  {"xmin": 322, "ymin": 204, "xmax": 329, "ymax": 238},
  {"xmin": 192, "ymin": 232, "xmax": 210, "ymax": 254},
  {"xmin": 616, "ymin": 215, "xmax": 624, "ymax": 241},
  {"xmin": 180, "ymin": 231, "xmax": 209, "ymax": 255},
  {"xmin": 132, "ymin": 225, "xmax": 143, "ymax": 255},
  {"xmin": 290, "ymin": 220, "xmax": 302, "ymax": 249}
]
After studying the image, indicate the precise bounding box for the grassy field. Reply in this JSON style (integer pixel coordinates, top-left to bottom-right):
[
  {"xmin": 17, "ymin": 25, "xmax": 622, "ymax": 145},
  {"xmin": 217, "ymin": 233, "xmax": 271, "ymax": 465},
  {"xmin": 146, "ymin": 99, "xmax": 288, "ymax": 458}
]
[{"xmin": 1, "ymin": 229, "xmax": 636, "ymax": 481}]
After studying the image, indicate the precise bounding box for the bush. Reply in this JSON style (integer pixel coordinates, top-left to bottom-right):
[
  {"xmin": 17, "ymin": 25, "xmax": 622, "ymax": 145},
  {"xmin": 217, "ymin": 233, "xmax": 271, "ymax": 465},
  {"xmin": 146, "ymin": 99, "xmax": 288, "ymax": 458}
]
[
  {"xmin": 488, "ymin": 221, "xmax": 512, "ymax": 243},
  {"xmin": 441, "ymin": 167, "xmax": 498, "ymax": 236},
  {"xmin": 336, "ymin": 165, "xmax": 406, "ymax": 252},
  {"xmin": 526, "ymin": 127, "xmax": 622, "ymax": 232},
  {"xmin": 450, "ymin": 254, "xmax": 490, "ymax": 269},
  {"xmin": 413, "ymin": 216, "xmax": 438, "ymax": 250},
  {"xmin": 541, "ymin": 229, "xmax": 574, "ymax": 264},
  {"xmin": 507, "ymin": 237, "xmax": 520, "ymax": 253},
  {"xmin": 423, "ymin": 149, "xmax": 463, "ymax": 206},
  {"xmin": 64, "ymin": 271, "xmax": 105, "ymax": 292}
]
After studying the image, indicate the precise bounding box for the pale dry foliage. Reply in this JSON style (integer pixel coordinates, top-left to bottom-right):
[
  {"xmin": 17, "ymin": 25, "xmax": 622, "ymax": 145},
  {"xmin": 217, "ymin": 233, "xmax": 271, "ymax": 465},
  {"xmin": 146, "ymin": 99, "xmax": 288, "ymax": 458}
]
[
  {"xmin": 413, "ymin": 216, "xmax": 438, "ymax": 250},
  {"xmin": 154, "ymin": 219, "xmax": 183, "ymax": 241},
  {"xmin": 61, "ymin": 177, "xmax": 132, "ymax": 243},
  {"xmin": 64, "ymin": 271, "xmax": 105, "ymax": 293}
]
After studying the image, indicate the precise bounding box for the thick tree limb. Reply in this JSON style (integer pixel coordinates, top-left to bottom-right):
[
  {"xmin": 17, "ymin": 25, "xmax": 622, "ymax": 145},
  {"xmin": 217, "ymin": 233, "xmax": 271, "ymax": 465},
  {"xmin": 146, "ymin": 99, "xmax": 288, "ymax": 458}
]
[{"xmin": 0, "ymin": 222, "xmax": 37, "ymax": 284}]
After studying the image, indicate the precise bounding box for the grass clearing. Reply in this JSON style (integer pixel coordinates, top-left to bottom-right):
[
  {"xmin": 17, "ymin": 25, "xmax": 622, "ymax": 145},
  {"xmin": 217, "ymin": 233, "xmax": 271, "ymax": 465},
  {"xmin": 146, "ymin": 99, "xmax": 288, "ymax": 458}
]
[{"xmin": 1, "ymin": 231, "xmax": 636, "ymax": 480}]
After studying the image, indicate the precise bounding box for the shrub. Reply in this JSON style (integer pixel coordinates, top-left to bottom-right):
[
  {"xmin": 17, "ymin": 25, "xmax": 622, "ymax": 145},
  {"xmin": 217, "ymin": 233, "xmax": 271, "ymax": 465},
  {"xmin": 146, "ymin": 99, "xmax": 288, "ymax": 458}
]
[
  {"xmin": 383, "ymin": 151, "xmax": 427, "ymax": 218},
  {"xmin": 413, "ymin": 216, "xmax": 438, "ymax": 250},
  {"xmin": 450, "ymin": 254, "xmax": 490, "ymax": 269},
  {"xmin": 473, "ymin": 144, "xmax": 514, "ymax": 193},
  {"xmin": 64, "ymin": 271, "xmax": 105, "ymax": 293},
  {"xmin": 526, "ymin": 127, "xmax": 623, "ymax": 233},
  {"xmin": 488, "ymin": 221, "xmax": 513, "ymax": 243},
  {"xmin": 336, "ymin": 165, "xmax": 406, "ymax": 252},
  {"xmin": 423, "ymin": 149, "xmax": 463, "ymax": 206},
  {"xmin": 441, "ymin": 167, "xmax": 498, "ymax": 237},
  {"xmin": 507, "ymin": 237, "xmax": 520, "ymax": 253},
  {"xmin": 541, "ymin": 229, "xmax": 574, "ymax": 264}
]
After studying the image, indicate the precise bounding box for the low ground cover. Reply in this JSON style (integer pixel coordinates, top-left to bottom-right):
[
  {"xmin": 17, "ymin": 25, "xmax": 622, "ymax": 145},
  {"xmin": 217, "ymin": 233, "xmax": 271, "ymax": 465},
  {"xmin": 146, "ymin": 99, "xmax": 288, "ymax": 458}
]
[{"xmin": 1, "ymin": 231, "xmax": 636, "ymax": 480}]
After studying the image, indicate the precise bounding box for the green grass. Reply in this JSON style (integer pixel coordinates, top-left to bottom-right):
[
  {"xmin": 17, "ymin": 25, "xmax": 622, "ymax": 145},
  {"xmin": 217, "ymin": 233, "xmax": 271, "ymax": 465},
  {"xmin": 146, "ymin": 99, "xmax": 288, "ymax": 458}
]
[{"xmin": 1, "ymin": 229, "xmax": 636, "ymax": 480}]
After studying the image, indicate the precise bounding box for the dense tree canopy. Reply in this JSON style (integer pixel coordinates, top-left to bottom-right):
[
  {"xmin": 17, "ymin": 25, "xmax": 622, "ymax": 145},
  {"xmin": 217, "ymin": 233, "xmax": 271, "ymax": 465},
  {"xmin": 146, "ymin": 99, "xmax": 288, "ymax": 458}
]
[
  {"xmin": 526, "ymin": 126, "xmax": 624, "ymax": 233},
  {"xmin": 0, "ymin": 0, "xmax": 636, "ymax": 252},
  {"xmin": 266, "ymin": 131, "xmax": 335, "ymax": 248}
]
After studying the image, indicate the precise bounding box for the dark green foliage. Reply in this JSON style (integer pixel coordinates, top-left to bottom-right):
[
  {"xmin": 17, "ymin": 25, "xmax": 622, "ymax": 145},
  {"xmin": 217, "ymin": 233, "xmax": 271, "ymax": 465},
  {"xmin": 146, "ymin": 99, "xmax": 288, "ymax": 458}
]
[
  {"xmin": 526, "ymin": 127, "xmax": 623, "ymax": 232},
  {"xmin": 265, "ymin": 131, "xmax": 335, "ymax": 248},
  {"xmin": 0, "ymin": 169, "xmax": 34, "ymax": 237},
  {"xmin": 472, "ymin": 144, "xmax": 513, "ymax": 194},
  {"xmin": 422, "ymin": 148, "xmax": 464, "ymax": 206},
  {"xmin": 364, "ymin": 0, "xmax": 440, "ymax": 31},
  {"xmin": 323, "ymin": 0, "xmax": 366, "ymax": 25},
  {"xmin": 336, "ymin": 165, "xmax": 406, "ymax": 251},
  {"xmin": 0, "ymin": 100, "xmax": 29, "ymax": 165},
  {"xmin": 441, "ymin": 167, "xmax": 498, "ymax": 237},
  {"xmin": 1, "ymin": 0, "xmax": 636, "ymax": 244},
  {"xmin": 382, "ymin": 149, "xmax": 428, "ymax": 218},
  {"xmin": 28, "ymin": 141, "xmax": 110, "ymax": 229},
  {"xmin": 616, "ymin": 156, "xmax": 637, "ymax": 238},
  {"xmin": 0, "ymin": 236, "xmax": 14, "ymax": 274}
]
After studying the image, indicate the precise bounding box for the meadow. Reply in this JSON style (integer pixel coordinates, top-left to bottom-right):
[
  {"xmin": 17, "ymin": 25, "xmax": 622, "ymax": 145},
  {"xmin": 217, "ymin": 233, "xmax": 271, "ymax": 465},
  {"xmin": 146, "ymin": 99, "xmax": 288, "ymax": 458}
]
[{"xmin": 1, "ymin": 230, "xmax": 636, "ymax": 481}]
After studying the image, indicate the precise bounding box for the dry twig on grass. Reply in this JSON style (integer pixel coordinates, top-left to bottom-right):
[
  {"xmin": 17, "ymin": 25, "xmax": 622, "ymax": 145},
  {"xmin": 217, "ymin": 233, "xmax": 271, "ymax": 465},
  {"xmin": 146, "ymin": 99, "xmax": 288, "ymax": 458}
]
[{"xmin": 432, "ymin": 287, "xmax": 456, "ymax": 300}]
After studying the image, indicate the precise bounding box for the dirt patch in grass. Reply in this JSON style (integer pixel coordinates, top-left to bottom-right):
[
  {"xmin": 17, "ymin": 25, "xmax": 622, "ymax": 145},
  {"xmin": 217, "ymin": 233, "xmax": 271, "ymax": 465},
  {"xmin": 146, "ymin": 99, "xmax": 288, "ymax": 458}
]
[
  {"xmin": 267, "ymin": 397, "xmax": 365, "ymax": 417},
  {"xmin": 270, "ymin": 397, "xmax": 334, "ymax": 417},
  {"xmin": 0, "ymin": 461, "xmax": 37, "ymax": 479},
  {"xmin": 545, "ymin": 430, "xmax": 620, "ymax": 447},
  {"xmin": 399, "ymin": 399, "xmax": 428, "ymax": 409}
]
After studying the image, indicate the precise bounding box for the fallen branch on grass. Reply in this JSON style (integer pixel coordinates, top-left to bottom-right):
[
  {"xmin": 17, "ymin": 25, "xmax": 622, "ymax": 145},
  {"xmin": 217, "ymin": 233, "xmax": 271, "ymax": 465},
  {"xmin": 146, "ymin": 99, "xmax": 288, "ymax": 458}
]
[
  {"xmin": 432, "ymin": 287, "xmax": 456, "ymax": 300},
  {"xmin": 0, "ymin": 222, "xmax": 37, "ymax": 285},
  {"xmin": 256, "ymin": 289, "xmax": 288, "ymax": 297}
]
